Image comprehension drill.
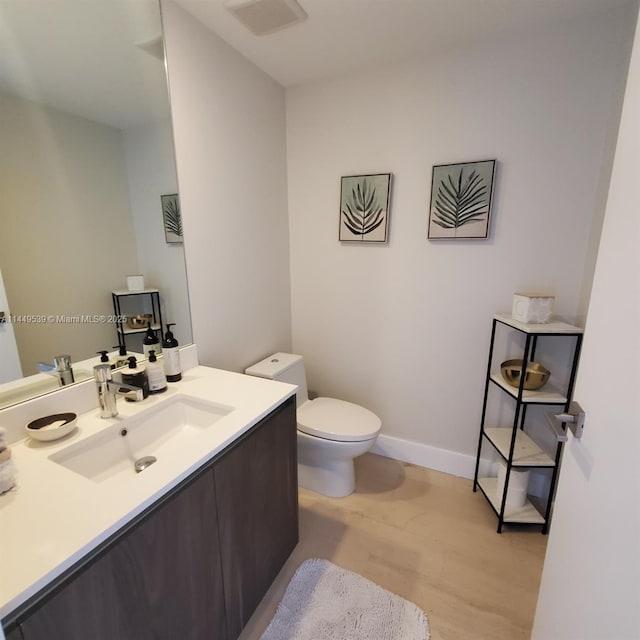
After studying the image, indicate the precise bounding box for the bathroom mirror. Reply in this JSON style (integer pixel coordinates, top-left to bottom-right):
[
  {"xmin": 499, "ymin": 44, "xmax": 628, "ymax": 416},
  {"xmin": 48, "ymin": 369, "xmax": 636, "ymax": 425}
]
[{"xmin": 0, "ymin": 0, "xmax": 192, "ymax": 408}]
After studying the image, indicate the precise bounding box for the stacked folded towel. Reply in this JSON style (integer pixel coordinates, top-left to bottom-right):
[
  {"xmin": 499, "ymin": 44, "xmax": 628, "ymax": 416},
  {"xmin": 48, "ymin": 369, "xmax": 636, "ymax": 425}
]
[{"xmin": 0, "ymin": 427, "xmax": 16, "ymax": 494}]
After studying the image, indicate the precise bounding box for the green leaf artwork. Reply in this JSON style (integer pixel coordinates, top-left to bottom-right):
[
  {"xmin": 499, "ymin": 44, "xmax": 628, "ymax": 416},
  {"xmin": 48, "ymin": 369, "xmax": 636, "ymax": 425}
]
[
  {"xmin": 433, "ymin": 169, "xmax": 487, "ymax": 228},
  {"xmin": 339, "ymin": 174, "xmax": 391, "ymax": 242},
  {"xmin": 162, "ymin": 194, "xmax": 182, "ymax": 243},
  {"xmin": 428, "ymin": 160, "xmax": 496, "ymax": 239}
]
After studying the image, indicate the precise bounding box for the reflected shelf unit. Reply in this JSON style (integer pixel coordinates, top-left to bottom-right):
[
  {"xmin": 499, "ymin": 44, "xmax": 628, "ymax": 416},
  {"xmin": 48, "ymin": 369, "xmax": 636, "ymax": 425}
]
[
  {"xmin": 473, "ymin": 314, "xmax": 583, "ymax": 533},
  {"xmin": 112, "ymin": 288, "xmax": 163, "ymax": 351}
]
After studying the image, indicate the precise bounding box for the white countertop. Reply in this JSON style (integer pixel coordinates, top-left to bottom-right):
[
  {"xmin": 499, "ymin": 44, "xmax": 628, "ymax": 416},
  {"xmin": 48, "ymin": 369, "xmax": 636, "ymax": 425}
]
[{"xmin": 0, "ymin": 365, "xmax": 296, "ymax": 623}]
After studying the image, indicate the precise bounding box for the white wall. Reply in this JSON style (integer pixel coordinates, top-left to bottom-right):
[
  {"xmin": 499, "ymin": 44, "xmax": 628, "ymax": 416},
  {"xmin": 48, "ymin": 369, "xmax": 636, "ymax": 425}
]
[
  {"xmin": 0, "ymin": 90, "xmax": 139, "ymax": 376},
  {"xmin": 286, "ymin": 6, "xmax": 635, "ymax": 473},
  {"xmin": 161, "ymin": 1, "xmax": 291, "ymax": 372},
  {"xmin": 532, "ymin": 10, "xmax": 640, "ymax": 638},
  {"xmin": 123, "ymin": 118, "xmax": 192, "ymax": 347},
  {"xmin": 0, "ymin": 268, "xmax": 22, "ymax": 383}
]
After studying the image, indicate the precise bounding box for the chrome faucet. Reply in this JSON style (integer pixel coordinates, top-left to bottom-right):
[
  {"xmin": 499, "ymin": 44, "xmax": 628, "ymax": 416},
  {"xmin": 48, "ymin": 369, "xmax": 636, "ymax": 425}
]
[
  {"xmin": 93, "ymin": 364, "xmax": 143, "ymax": 418},
  {"xmin": 38, "ymin": 354, "xmax": 75, "ymax": 386}
]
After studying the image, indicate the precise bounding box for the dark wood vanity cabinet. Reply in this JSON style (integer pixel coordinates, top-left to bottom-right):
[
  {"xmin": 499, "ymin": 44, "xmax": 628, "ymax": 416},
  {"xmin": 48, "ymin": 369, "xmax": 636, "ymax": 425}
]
[
  {"xmin": 7, "ymin": 396, "xmax": 297, "ymax": 640},
  {"xmin": 215, "ymin": 396, "xmax": 298, "ymax": 639},
  {"xmin": 20, "ymin": 467, "xmax": 227, "ymax": 640}
]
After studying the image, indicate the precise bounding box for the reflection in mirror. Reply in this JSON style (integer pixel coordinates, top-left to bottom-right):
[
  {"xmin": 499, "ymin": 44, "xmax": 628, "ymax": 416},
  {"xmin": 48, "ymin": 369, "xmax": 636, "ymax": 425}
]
[{"xmin": 0, "ymin": 0, "xmax": 192, "ymax": 408}]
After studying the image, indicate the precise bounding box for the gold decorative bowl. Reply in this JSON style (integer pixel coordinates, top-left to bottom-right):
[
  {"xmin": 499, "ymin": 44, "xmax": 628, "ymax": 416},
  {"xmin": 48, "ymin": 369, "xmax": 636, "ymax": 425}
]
[
  {"xmin": 126, "ymin": 313, "xmax": 152, "ymax": 329},
  {"xmin": 500, "ymin": 359, "xmax": 550, "ymax": 390}
]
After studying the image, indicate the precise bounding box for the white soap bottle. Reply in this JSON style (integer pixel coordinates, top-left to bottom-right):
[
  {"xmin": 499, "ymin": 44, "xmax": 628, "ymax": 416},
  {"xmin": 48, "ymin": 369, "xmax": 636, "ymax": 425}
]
[
  {"xmin": 162, "ymin": 323, "xmax": 182, "ymax": 382},
  {"xmin": 145, "ymin": 350, "xmax": 167, "ymax": 394}
]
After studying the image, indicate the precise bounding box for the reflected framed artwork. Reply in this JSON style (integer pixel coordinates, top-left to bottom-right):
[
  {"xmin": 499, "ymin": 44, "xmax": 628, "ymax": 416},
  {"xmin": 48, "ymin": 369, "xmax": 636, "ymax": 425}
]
[{"xmin": 161, "ymin": 193, "xmax": 183, "ymax": 244}]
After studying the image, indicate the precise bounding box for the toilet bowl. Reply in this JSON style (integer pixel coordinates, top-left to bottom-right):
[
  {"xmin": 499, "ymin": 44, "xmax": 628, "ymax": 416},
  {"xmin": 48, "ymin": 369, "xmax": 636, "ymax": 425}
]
[{"xmin": 245, "ymin": 353, "xmax": 381, "ymax": 498}]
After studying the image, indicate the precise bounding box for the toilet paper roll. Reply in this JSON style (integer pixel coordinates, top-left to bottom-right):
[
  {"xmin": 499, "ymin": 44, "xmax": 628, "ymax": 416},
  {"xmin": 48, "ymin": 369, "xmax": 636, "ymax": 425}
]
[{"xmin": 496, "ymin": 462, "xmax": 530, "ymax": 509}]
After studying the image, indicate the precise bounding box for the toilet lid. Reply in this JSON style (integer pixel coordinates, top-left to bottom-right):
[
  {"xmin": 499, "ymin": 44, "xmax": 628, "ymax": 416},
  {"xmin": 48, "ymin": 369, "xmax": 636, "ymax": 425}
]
[{"xmin": 297, "ymin": 397, "xmax": 381, "ymax": 442}]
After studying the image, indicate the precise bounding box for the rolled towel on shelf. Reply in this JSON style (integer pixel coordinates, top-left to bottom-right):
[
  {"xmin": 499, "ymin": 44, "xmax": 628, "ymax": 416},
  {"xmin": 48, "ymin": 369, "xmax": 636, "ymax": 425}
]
[{"xmin": 0, "ymin": 427, "xmax": 16, "ymax": 494}]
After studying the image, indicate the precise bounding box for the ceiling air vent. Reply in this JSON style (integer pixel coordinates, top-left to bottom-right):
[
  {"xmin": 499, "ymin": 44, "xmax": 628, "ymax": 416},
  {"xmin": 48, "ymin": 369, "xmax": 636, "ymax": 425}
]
[{"xmin": 224, "ymin": 0, "xmax": 307, "ymax": 36}]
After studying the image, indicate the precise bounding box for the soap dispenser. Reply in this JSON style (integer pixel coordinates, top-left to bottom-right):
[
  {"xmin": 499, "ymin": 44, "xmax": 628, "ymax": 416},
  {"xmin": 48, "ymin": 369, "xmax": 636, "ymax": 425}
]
[
  {"xmin": 162, "ymin": 323, "xmax": 182, "ymax": 382},
  {"xmin": 121, "ymin": 356, "xmax": 149, "ymax": 400},
  {"xmin": 142, "ymin": 326, "xmax": 161, "ymax": 358},
  {"xmin": 145, "ymin": 350, "xmax": 167, "ymax": 394},
  {"xmin": 96, "ymin": 350, "xmax": 113, "ymax": 369},
  {"xmin": 112, "ymin": 344, "xmax": 128, "ymax": 368}
]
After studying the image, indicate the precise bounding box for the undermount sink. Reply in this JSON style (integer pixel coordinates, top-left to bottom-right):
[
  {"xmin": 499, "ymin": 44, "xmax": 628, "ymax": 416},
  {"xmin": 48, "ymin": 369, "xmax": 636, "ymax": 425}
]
[{"xmin": 49, "ymin": 395, "xmax": 233, "ymax": 483}]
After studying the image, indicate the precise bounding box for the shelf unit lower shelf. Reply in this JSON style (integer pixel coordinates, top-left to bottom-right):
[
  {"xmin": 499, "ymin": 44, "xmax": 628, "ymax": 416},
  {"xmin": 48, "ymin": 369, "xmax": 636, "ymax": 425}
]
[
  {"xmin": 476, "ymin": 477, "xmax": 545, "ymax": 524},
  {"xmin": 484, "ymin": 428, "xmax": 555, "ymax": 467}
]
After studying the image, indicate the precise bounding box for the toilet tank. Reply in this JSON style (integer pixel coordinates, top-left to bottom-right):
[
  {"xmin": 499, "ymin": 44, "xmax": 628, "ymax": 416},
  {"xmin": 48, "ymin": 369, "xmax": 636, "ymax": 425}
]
[{"xmin": 245, "ymin": 352, "xmax": 309, "ymax": 405}]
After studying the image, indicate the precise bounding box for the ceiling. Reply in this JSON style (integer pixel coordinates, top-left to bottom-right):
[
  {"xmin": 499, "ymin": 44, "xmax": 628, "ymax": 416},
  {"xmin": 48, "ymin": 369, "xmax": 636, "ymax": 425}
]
[
  {"xmin": 0, "ymin": 0, "xmax": 633, "ymax": 129},
  {"xmin": 175, "ymin": 0, "xmax": 634, "ymax": 87},
  {"xmin": 0, "ymin": 0, "xmax": 169, "ymax": 130}
]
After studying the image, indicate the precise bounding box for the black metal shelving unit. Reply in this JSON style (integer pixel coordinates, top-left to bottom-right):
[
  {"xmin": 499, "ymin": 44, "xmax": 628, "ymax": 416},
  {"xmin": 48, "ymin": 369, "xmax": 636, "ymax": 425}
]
[
  {"xmin": 473, "ymin": 314, "xmax": 583, "ymax": 534},
  {"xmin": 112, "ymin": 288, "xmax": 163, "ymax": 351}
]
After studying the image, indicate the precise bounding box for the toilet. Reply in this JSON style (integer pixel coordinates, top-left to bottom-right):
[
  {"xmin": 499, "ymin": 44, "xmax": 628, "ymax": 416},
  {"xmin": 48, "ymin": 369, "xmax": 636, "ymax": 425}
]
[{"xmin": 245, "ymin": 352, "xmax": 381, "ymax": 498}]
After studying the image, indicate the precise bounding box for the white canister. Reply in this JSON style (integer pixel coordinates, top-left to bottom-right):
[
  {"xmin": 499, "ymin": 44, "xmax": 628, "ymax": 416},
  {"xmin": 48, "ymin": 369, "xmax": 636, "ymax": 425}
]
[
  {"xmin": 496, "ymin": 461, "xmax": 530, "ymax": 509},
  {"xmin": 126, "ymin": 275, "xmax": 145, "ymax": 291},
  {"xmin": 512, "ymin": 292, "xmax": 554, "ymax": 324}
]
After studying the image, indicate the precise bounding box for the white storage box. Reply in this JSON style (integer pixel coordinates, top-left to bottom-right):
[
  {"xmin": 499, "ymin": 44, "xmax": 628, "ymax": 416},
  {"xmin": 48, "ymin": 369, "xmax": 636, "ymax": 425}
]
[
  {"xmin": 126, "ymin": 275, "xmax": 145, "ymax": 291},
  {"xmin": 512, "ymin": 292, "xmax": 554, "ymax": 324}
]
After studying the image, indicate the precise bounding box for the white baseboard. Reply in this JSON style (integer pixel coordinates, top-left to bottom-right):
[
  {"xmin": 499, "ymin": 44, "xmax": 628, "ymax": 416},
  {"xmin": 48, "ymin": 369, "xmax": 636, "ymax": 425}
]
[{"xmin": 371, "ymin": 434, "xmax": 494, "ymax": 480}]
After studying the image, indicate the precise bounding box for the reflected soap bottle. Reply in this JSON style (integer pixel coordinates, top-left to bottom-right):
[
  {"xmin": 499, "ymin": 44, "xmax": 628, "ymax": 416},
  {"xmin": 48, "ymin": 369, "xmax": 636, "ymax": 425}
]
[
  {"xmin": 96, "ymin": 350, "xmax": 113, "ymax": 369},
  {"xmin": 112, "ymin": 344, "xmax": 128, "ymax": 369},
  {"xmin": 142, "ymin": 326, "xmax": 161, "ymax": 358},
  {"xmin": 121, "ymin": 356, "xmax": 149, "ymax": 400}
]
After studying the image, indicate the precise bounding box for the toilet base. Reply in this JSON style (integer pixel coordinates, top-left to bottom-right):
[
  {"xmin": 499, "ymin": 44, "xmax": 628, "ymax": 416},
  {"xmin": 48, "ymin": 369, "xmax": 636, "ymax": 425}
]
[{"xmin": 298, "ymin": 459, "xmax": 356, "ymax": 498}]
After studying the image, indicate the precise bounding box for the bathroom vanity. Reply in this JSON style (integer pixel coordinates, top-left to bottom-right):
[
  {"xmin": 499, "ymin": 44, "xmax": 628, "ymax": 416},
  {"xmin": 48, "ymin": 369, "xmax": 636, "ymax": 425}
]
[{"xmin": 0, "ymin": 363, "xmax": 298, "ymax": 639}]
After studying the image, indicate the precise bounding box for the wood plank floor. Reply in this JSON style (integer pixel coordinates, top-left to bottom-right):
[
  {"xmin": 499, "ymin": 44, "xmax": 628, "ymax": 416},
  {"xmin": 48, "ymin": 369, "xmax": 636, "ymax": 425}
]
[{"xmin": 239, "ymin": 453, "xmax": 547, "ymax": 640}]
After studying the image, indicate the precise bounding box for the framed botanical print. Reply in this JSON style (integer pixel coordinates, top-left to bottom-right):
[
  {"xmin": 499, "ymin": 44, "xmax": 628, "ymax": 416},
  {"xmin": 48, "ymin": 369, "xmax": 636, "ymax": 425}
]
[
  {"xmin": 161, "ymin": 193, "xmax": 183, "ymax": 244},
  {"xmin": 339, "ymin": 173, "xmax": 392, "ymax": 243},
  {"xmin": 428, "ymin": 160, "xmax": 496, "ymax": 239}
]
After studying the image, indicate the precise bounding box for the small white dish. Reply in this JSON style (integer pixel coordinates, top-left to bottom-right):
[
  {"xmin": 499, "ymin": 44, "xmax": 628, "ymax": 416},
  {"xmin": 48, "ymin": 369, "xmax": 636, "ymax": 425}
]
[{"xmin": 26, "ymin": 413, "xmax": 78, "ymax": 442}]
